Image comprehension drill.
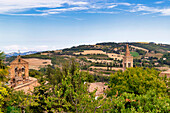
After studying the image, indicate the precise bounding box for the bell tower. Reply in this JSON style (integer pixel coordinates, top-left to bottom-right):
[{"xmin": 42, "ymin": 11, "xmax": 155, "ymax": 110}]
[
  {"xmin": 10, "ymin": 55, "xmax": 29, "ymax": 87},
  {"xmin": 123, "ymin": 44, "xmax": 133, "ymax": 70}
]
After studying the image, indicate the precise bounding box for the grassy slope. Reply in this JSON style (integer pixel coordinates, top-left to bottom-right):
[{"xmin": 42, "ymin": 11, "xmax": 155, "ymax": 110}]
[
  {"xmin": 130, "ymin": 52, "xmax": 139, "ymax": 57},
  {"xmin": 130, "ymin": 43, "xmax": 170, "ymax": 53}
]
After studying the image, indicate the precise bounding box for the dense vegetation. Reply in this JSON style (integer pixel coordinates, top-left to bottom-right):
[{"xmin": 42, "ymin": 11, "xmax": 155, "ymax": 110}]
[
  {"xmin": 107, "ymin": 67, "xmax": 167, "ymax": 96},
  {"xmin": 129, "ymin": 42, "xmax": 170, "ymax": 53},
  {"xmin": 22, "ymin": 53, "xmax": 51, "ymax": 59},
  {"xmin": 1, "ymin": 65, "xmax": 169, "ymax": 112},
  {"xmin": 1, "ymin": 52, "xmax": 169, "ymax": 112},
  {"xmin": 130, "ymin": 52, "xmax": 139, "ymax": 57},
  {"xmin": 1, "ymin": 41, "xmax": 170, "ymax": 113},
  {"xmin": 159, "ymin": 53, "xmax": 170, "ymax": 65},
  {"xmin": 0, "ymin": 52, "xmax": 9, "ymax": 82}
]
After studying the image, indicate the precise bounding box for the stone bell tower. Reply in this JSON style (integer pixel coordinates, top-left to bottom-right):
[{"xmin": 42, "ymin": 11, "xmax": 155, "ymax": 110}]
[
  {"xmin": 123, "ymin": 44, "xmax": 133, "ymax": 70},
  {"xmin": 10, "ymin": 55, "xmax": 29, "ymax": 87}
]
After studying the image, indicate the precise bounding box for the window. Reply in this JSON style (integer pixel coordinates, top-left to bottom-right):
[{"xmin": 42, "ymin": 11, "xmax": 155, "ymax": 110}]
[{"xmin": 128, "ymin": 63, "xmax": 131, "ymax": 67}]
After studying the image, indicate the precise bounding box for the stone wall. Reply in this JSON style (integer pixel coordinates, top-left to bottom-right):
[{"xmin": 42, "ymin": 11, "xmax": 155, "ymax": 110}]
[
  {"xmin": 160, "ymin": 69, "xmax": 170, "ymax": 78},
  {"xmin": 13, "ymin": 77, "xmax": 39, "ymax": 93}
]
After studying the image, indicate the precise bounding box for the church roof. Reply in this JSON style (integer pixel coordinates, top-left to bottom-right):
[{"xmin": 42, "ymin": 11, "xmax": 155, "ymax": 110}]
[
  {"xmin": 10, "ymin": 55, "xmax": 28, "ymax": 64},
  {"xmin": 125, "ymin": 44, "xmax": 131, "ymax": 56}
]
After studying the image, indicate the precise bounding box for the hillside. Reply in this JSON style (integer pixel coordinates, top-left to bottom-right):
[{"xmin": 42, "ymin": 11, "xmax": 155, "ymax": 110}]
[{"xmin": 5, "ymin": 42, "xmax": 170, "ymax": 79}]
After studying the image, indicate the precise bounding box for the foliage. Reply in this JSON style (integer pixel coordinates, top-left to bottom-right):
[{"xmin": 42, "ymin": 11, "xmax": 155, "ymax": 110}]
[
  {"xmin": 130, "ymin": 43, "xmax": 170, "ymax": 53},
  {"xmin": 0, "ymin": 58, "xmax": 169, "ymax": 112},
  {"xmin": 0, "ymin": 52, "xmax": 9, "ymax": 82},
  {"xmin": 63, "ymin": 44, "xmax": 101, "ymax": 52},
  {"xmin": 159, "ymin": 53, "xmax": 170, "ymax": 65},
  {"xmin": 3, "ymin": 61, "xmax": 100, "ymax": 113},
  {"xmin": 0, "ymin": 84, "xmax": 8, "ymax": 113},
  {"xmin": 99, "ymin": 90, "xmax": 170, "ymax": 113},
  {"xmin": 93, "ymin": 74, "xmax": 110, "ymax": 82},
  {"xmin": 0, "ymin": 68, "xmax": 9, "ymax": 82},
  {"xmin": 0, "ymin": 52, "xmax": 5, "ymax": 68},
  {"xmin": 22, "ymin": 53, "xmax": 51, "ymax": 59},
  {"xmin": 130, "ymin": 52, "xmax": 139, "ymax": 57},
  {"xmin": 0, "ymin": 52, "xmax": 5, "ymax": 61},
  {"xmin": 4, "ymin": 56, "xmax": 17, "ymax": 65},
  {"xmin": 107, "ymin": 67, "xmax": 167, "ymax": 96},
  {"xmin": 136, "ymin": 49, "xmax": 146, "ymax": 55},
  {"xmin": 29, "ymin": 69, "xmax": 43, "ymax": 79}
]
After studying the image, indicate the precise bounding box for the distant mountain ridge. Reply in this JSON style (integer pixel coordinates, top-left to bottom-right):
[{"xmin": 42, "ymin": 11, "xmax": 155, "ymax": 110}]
[{"xmin": 6, "ymin": 51, "xmax": 38, "ymax": 57}]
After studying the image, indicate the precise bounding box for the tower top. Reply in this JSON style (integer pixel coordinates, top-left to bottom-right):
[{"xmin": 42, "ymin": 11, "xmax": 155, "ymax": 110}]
[
  {"xmin": 125, "ymin": 44, "xmax": 131, "ymax": 56},
  {"xmin": 17, "ymin": 55, "xmax": 21, "ymax": 59}
]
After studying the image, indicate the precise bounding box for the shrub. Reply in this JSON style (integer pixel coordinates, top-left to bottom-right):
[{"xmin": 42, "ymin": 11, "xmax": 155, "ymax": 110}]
[{"xmin": 107, "ymin": 67, "xmax": 167, "ymax": 96}]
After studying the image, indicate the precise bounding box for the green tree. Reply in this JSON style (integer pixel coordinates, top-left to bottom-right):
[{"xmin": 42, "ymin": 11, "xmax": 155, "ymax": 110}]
[
  {"xmin": 22, "ymin": 62, "xmax": 99, "ymax": 112},
  {"xmin": 0, "ymin": 52, "xmax": 5, "ymax": 67},
  {"xmin": 0, "ymin": 52, "xmax": 9, "ymax": 82},
  {"xmin": 0, "ymin": 84, "xmax": 9, "ymax": 113},
  {"xmin": 100, "ymin": 90, "xmax": 170, "ymax": 113},
  {"xmin": 107, "ymin": 67, "xmax": 167, "ymax": 96}
]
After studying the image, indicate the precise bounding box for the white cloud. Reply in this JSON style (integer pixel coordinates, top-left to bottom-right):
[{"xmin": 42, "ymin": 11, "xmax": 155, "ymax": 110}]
[
  {"xmin": 130, "ymin": 4, "xmax": 170, "ymax": 16},
  {"xmin": 0, "ymin": 0, "xmax": 169, "ymax": 16},
  {"xmin": 107, "ymin": 2, "xmax": 132, "ymax": 9},
  {"xmin": 107, "ymin": 5, "xmax": 117, "ymax": 9},
  {"xmin": 0, "ymin": 0, "xmax": 134, "ymax": 15},
  {"xmin": 87, "ymin": 11, "xmax": 118, "ymax": 14},
  {"xmin": 2, "ymin": 45, "xmax": 57, "ymax": 53},
  {"xmin": 160, "ymin": 8, "xmax": 170, "ymax": 15},
  {"xmin": 116, "ymin": 3, "xmax": 132, "ymax": 6},
  {"xmin": 0, "ymin": 0, "xmax": 88, "ymax": 14},
  {"xmin": 3, "ymin": 45, "xmax": 28, "ymax": 52},
  {"xmin": 42, "ymin": 7, "xmax": 89, "ymax": 14},
  {"xmin": 9, "ymin": 13, "xmax": 49, "ymax": 16},
  {"xmin": 130, "ymin": 4, "xmax": 159, "ymax": 13},
  {"xmin": 155, "ymin": 1, "xmax": 164, "ymax": 4}
]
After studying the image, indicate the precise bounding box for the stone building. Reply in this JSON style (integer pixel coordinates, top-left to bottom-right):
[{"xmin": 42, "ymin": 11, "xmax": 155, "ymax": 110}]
[
  {"xmin": 123, "ymin": 44, "xmax": 133, "ymax": 70},
  {"xmin": 10, "ymin": 55, "xmax": 29, "ymax": 87}
]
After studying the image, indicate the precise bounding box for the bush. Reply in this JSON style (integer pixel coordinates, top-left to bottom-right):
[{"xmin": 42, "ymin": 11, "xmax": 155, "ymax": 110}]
[
  {"xmin": 106, "ymin": 90, "xmax": 170, "ymax": 113},
  {"xmin": 107, "ymin": 67, "xmax": 167, "ymax": 96}
]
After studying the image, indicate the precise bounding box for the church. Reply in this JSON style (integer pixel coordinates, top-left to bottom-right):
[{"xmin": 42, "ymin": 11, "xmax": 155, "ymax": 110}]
[
  {"xmin": 9, "ymin": 55, "xmax": 39, "ymax": 93},
  {"xmin": 122, "ymin": 44, "xmax": 133, "ymax": 70}
]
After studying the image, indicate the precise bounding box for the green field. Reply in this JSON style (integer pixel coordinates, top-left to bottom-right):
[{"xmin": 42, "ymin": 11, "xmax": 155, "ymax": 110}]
[{"xmin": 130, "ymin": 52, "xmax": 139, "ymax": 57}]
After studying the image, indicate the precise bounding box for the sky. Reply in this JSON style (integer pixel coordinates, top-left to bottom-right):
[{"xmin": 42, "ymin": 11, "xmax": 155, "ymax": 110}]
[{"xmin": 0, "ymin": 0, "xmax": 170, "ymax": 53}]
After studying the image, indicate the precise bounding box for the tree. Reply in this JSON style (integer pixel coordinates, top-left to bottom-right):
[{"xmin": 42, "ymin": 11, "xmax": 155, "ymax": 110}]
[
  {"xmin": 18, "ymin": 61, "xmax": 100, "ymax": 112},
  {"xmin": 0, "ymin": 62, "xmax": 169, "ymax": 112},
  {"xmin": 100, "ymin": 90, "xmax": 170, "ymax": 113},
  {"xmin": 107, "ymin": 67, "xmax": 167, "ymax": 96},
  {"xmin": 0, "ymin": 68, "xmax": 9, "ymax": 82},
  {"xmin": 0, "ymin": 51, "xmax": 9, "ymax": 82},
  {"xmin": 0, "ymin": 84, "xmax": 8, "ymax": 113}
]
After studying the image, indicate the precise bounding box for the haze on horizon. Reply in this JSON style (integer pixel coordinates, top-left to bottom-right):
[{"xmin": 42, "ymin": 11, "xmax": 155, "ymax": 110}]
[{"xmin": 0, "ymin": 0, "xmax": 170, "ymax": 53}]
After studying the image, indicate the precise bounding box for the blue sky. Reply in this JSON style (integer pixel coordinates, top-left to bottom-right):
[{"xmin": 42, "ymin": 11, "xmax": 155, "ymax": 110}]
[{"xmin": 0, "ymin": 0, "xmax": 170, "ymax": 53}]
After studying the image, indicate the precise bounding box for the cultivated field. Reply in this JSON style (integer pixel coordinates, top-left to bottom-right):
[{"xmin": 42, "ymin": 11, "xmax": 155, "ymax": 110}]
[
  {"xmin": 107, "ymin": 53, "xmax": 123, "ymax": 60},
  {"xmin": 23, "ymin": 58, "xmax": 52, "ymax": 70},
  {"xmin": 145, "ymin": 53, "xmax": 163, "ymax": 59},
  {"xmin": 89, "ymin": 66, "xmax": 123, "ymax": 71},
  {"xmin": 74, "ymin": 50, "xmax": 107, "ymax": 55},
  {"xmin": 87, "ymin": 59, "xmax": 113, "ymax": 63},
  {"xmin": 130, "ymin": 45, "xmax": 149, "ymax": 52}
]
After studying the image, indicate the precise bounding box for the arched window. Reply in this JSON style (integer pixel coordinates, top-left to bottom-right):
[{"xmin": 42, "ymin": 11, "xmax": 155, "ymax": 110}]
[
  {"xmin": 22, "ymin": 66, "xmax": 25, "ymax": 72},
  {"xmin": 15, "ymin": 67, "xmax": 18, "ymax": 73}
]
